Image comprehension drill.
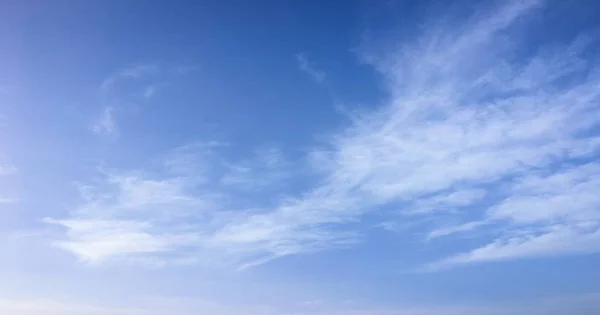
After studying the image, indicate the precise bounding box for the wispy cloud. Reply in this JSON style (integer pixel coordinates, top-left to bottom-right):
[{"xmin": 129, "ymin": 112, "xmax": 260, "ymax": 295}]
[
  {"xmin": 92, "ymin": 64, "xmax": 166, "ymax": 138},
  {"xmin": 297, "ymin": 53, "xmax": 326, "ymax": 83},
  {"xmin": 217, "ymin": 0, "xmax": 600, "ymax": 269},
  {"xmin": 142, "ymin": 84, "xmax": 161, "ymax": 99},
  {"xmin": 44, "ymin": 143, "xmax": 294, "ymax": 267},
  {"xmin": 48, "ymin": 0, "xmax": 600, "ymax": 271},
  {"xmin": 100, "ymin": 64, "xmax": 158, "ymax": 93},
  {"xmin": 426, "ymin": 221, "xmax": 486, "ymax": 241},
  {"xmin": 91, "ymin": 107, "xmax": 118, "ymax": 136},
  {"xmin": 219, "ymin": 147, "xmax": 291, "ymax": 191},
  {"xmin": 204, "ymin": 0, "xmax": 556, "ymax": 269},
  {"xmin": 349, "ymin": 0, "xmax": 600, "ymax": 269},
  {"xmin": 426, "ymin": 163, "xmax": 600, "ymax": 270},
  {"xmin": 45, "ymin": 169, "xmax": 210, "ymax": 265}
]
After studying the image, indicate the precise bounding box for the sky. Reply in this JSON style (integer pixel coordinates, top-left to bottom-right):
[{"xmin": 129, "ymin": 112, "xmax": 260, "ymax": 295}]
[{"xmin": 1, "ymin": 0, "xmax": 600, "ymax": 314}]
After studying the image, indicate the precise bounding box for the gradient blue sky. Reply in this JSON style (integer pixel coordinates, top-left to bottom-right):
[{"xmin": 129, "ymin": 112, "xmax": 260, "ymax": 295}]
[{"xmin": 2, "ymin": 0, "xmax": 600, "ymax": 314}]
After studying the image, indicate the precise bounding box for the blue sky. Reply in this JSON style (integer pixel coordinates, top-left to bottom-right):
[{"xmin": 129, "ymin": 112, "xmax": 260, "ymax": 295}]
[{"xmin": 2, "ymin": 0, "xmax": 600, "ymax": 314}]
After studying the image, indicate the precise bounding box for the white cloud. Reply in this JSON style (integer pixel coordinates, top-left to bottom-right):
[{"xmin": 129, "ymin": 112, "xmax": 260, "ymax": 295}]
[
  {"xmin": 92, "ymin": 64, "xmax": 166, "ymax": 138},
  {"xmin": 213, "ymin": 0, "xmax": 600, "ymax": 269},
  {"xmin": 297, "ymin": 53, "xmax": 326, "ymax": 83},
  {"xmin": 161, "ymin": 141, "xmax": 226, "ymax": 179},
  {"xmin": 44, "ymin": 218, "xmax": 197, "ymax": 264},
  {"xmin": 219, "ymin": 147, "xmax": 291, "ymax": 191},
  {"xmin": 142, "ymin": 84, "xmax": 159, "ymax": 99},
  {"xmin": 45, "ymin": 167, "xmax": 212, "ymax": 264},
  {"xmin": 489, "ymin": 163, "xmax": 600, "ymax": 224},
  {"xmin": 91, "ymin": 107, "xmax": 118, "ymax": 136},
  {"xmin": 44, "ymin": 143, "xmax": 297, "ymax": 267},
  {"xmin": 427, "ymin": 224, "xmax": 600, "ymax": 271},
  {"xmin": 48, "ymin": 0, "xmax": 600, "ymax": 271},
  {"xmin": 427, "ymin": 163, "xmax": 600, "ymax": 269},
  {"xmin": 426, "ymin": 221, "xmax": 486, "ymax": 240},
  {"xmin": 404, "ymin": 188, "xmax": 487, "ymax": 215},
  {"xmin": 211, "ymin": 0, "xmax": 599, "ymax": 268},
  {"xmin": 100, "ymin": 64, "xmax": 158, "ymax": 92}
]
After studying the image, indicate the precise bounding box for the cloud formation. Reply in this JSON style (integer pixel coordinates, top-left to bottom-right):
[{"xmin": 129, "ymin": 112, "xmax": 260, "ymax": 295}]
[
  {"xmin": 91, "ymin": 64, "xmax": 165, "ymax": 138},
  {"xmin": 100, "ymin": 64, "xmax": 159, "ymax": 93},
  {"xmin": 212, "ymin": 0, "xmax": 600, "ymax": 269},
  {"xmin": 48, "ymin": 0, "xmax": 600, "ymax": 271},
  {"xmin": 45, "ymin": 169, "xmax": 210, "ymax": 265},
  {"xmin": 91, "ymin": 107, "xmax": 118, "ymax": 136},
  {"xmin": 45, "ymin": 143, "xmax": 295, "ymax": 267},
  {"xmin": 297, "ymin": 53, "xmax": 326, "ymax": 83}
]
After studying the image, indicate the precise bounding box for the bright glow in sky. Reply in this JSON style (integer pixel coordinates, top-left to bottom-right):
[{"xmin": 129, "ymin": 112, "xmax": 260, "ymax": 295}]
[{"xmin": 2, "ymin": 0, "xmax": 600, "ymax": 314}]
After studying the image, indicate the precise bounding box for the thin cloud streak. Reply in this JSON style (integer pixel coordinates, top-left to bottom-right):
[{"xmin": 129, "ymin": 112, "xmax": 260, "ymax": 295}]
[
  {"xmin": 91, "ymin": 107, "xmax": 118, "ymax": 137},
  {"xmin": 91, "ymin": 64, "xmax": 166, "ymax": 138},
  {"xmin": 100, "ymin": 64, "xmax": 158, "ymax": 93},
  {"xmin": 297, "ymin": 53, "xmax": 326, "ymax": 83}
]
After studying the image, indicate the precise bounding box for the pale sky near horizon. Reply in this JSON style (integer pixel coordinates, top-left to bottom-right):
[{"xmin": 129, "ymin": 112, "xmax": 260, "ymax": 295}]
[{"xmin": 2, "ymin": 0, "xmax": 600, "ymax": 314}]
